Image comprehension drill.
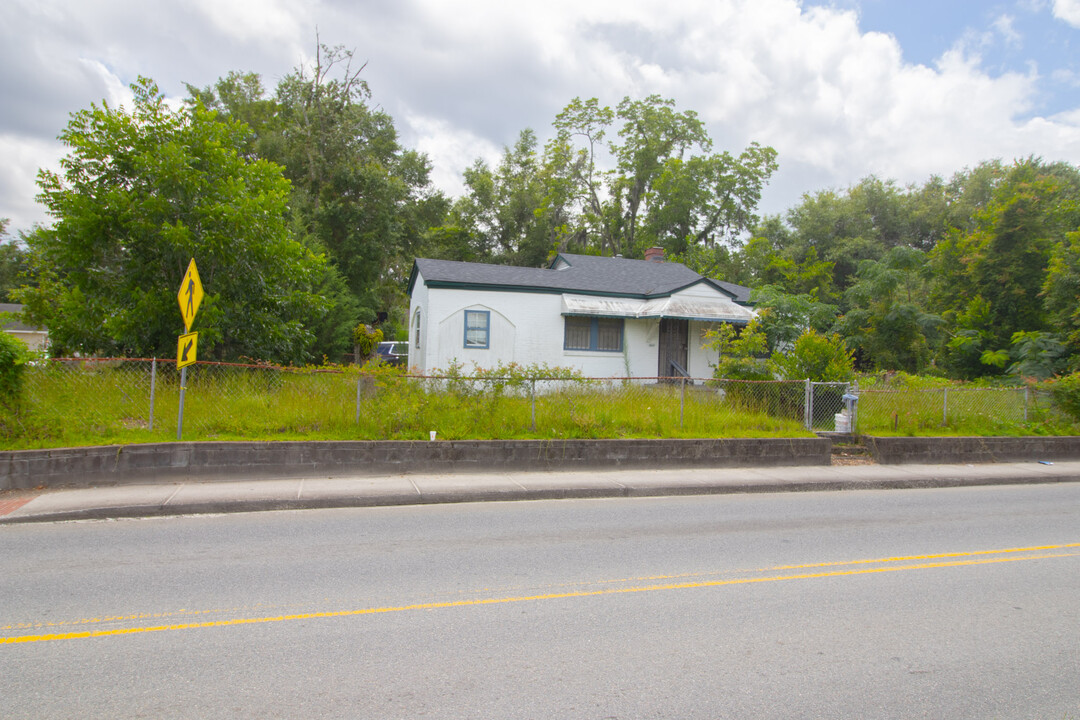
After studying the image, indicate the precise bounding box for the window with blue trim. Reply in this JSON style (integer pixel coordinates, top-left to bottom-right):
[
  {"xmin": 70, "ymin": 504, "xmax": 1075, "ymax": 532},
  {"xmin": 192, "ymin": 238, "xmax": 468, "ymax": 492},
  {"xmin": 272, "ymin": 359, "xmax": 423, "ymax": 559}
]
[
  {"xmin": 464, "ymin": 310, "xmax": 490, "ymax": 348},
  {"xmin": 564, "ymin": 317, "xmax": 623, "ymax": 352}
]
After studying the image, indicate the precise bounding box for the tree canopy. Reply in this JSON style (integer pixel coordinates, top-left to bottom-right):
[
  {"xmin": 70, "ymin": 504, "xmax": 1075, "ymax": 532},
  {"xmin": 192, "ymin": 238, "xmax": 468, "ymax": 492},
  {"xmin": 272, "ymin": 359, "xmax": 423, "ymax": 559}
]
[
  {"xmin": 19, "ymin": 77, "xmax": 328, "ymax": 362},
  {"xmin": 437, "ymin": 95, "xmax": 778, "ymax": 264},
  {"xmin": 741, "ymin": 158, "xmax": 1080, "ymax": 378},
  {"xmin": 15, "ymin": 42, "xmax": 1080, "ymax": 379}
]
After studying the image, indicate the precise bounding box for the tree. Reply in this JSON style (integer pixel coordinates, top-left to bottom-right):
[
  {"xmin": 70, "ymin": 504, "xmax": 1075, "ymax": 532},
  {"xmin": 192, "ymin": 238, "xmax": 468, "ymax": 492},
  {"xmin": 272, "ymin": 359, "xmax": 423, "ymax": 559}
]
[
  {"xmin": 930, "ymin": 158, "xmax": 1080, "ymax": 375},
  {"xmin": 1044, "ymin": 228, "xmax": 1080, "ymax": 361},
  {"xmin": 438, "ymin": 129, "xmax": 561, "ymax": 266},
  {"xmin": 770, "ymin": 330, "xmax": 855, "ymax": 383},
  {"xmin": 273, "ymin": 45, "xmax": 447, "ymax": 326},
  {"xmin": 750, "ymin": 284, "xmax": 839, "ymax": 354},
  {"xmin": 837, "ymin": 246, "xmax": 941, "ymax": 373},
  {"xmin": 705, "ymin": 319, "xmax": 771, "ymax": 380},
  {"xmin": 19, "ymin": 77, "xmax": 327, "ymax": 362},
  {"xmin": 643, "ymin": 142, "xmax": 778, "ymax": 255},
  {"xmin": 514, "ymin": 95, "xmax": 777, "ymax": 259},
  {"xmin": 189, "ymin": 45, "xmax": 449, "ymax": 357},
  {"xmin": 1006, "ymin": 331, "xmax": 1067, "ymax": 379},
  {"xmin": 0, "ymin": 220, "xmax": 29, "ymax": 302}
]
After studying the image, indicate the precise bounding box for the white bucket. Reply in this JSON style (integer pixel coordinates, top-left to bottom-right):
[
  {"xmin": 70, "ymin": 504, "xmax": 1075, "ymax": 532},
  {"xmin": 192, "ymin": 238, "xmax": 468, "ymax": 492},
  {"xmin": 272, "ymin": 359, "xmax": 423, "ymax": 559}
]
[{"xmin": 834, "ymin": 413, "xmax": 850, "ymax": 433}]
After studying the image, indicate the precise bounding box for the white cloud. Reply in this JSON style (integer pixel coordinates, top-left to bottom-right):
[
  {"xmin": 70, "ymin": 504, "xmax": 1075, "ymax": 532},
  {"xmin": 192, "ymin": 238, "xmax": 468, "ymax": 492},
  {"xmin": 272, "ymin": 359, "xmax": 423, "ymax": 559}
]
[
  {"xmin": 402, "ymin": 112, "xmax": 502, "ymax": 199},
  {"xmin": 6, "ymin": 0, "xmax": 1080, "ymax": 230},
  {"xmin": 189, "ymin": 0, "xmax": 307, "ymax": 44},
  {"xmin": 383, "ymin": 0, "xmax": 1080, "ymax": 210},
  {"xmin": 77, "ymin": 59, "xmax": 135, "ymax": 110},
  {"xmin": 1053, "ymin": 0, "xmax": 1080, "ymax": 27},
  {"xmin": 993, "ymin": 14, "xmax": 1023, "ymax": 48},
  {"xmin": 0, "ymin": 134, "xmax": 65, "ymax": 232}
]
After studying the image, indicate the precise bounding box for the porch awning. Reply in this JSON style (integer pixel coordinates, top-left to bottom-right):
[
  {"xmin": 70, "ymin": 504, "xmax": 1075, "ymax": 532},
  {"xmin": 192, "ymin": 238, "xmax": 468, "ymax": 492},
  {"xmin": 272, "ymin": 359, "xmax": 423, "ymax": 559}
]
[{"xmin": 560, "ymin": 294, "xmax": 755, "ymax": 324}]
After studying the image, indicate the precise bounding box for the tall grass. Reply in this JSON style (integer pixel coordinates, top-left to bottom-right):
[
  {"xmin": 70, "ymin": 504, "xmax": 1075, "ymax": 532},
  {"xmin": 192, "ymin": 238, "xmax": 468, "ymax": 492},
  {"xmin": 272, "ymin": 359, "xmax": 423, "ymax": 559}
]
[
  {"xmin": 0, "ymin": 361, "xmax": 810, "ymax": 449},
  {"xmin": 857, "ymin": 385, "xmax": 1077, "ymax": 436},
  {"xmin": 3, "ymin": 360, "xmax": 1077, "ymax": 450}
]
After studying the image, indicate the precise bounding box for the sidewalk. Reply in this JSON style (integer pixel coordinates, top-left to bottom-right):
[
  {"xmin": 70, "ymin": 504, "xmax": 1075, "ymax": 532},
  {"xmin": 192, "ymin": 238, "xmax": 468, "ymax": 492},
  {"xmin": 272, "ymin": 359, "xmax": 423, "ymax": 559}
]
[{"xmin": 2, "ymin": 461, "xmax": 1079, "ymax": 524}]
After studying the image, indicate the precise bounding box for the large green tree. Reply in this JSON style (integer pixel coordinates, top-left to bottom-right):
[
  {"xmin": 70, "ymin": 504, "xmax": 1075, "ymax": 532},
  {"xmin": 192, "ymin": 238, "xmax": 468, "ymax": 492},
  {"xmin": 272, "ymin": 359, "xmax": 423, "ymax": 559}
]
[
  {"xmin": 836, "ymin": 246, "xmax": 941, "ymax": 372},
  {"xmin": 432, "ymin": 129, "xmax": 562, "ymax": 266},
  {"xmin": 448, "ymin": 95, "xmax": 778, "ymax": 263},
  {"xmin": 19, "ymin": 77, "xmax": 327, "ymax": 362},
  {"xmin": 930, "ymin": 158, "xmax": 1080, "ymax": 376},
  {"xmin": 189, "ymin": 46, "xmax": 448, "ymax": 349}
]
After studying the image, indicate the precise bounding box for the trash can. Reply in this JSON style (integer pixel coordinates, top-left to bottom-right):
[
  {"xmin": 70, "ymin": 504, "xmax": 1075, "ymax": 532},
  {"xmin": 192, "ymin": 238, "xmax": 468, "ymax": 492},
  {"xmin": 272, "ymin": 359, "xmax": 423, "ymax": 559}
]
[{"xmin": 839, "ymin": 393, "xmax": 859, "ymax": 433}]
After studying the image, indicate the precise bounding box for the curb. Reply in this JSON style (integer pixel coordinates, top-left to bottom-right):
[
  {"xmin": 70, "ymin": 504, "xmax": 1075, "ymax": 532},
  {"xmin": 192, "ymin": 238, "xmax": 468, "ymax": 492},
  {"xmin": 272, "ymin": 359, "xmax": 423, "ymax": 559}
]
[{"xmin": 3, "ymin": 469, "xmax": 1078, "ymax": 525}]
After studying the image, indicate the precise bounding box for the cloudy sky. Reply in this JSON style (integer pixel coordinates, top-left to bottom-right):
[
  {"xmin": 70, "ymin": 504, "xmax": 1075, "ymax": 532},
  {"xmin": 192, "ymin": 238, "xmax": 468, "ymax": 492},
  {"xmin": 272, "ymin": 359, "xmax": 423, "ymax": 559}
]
[{"xmin": 4, "ymin": 0, "xmax": 1080, "ymax": 236}]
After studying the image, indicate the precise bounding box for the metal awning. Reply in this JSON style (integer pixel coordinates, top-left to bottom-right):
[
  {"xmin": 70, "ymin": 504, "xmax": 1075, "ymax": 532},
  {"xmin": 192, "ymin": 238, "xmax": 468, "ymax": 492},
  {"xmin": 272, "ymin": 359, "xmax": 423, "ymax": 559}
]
[{"xmin": 561, "ymin": 294, "xmax": 754, "ymax": 324}]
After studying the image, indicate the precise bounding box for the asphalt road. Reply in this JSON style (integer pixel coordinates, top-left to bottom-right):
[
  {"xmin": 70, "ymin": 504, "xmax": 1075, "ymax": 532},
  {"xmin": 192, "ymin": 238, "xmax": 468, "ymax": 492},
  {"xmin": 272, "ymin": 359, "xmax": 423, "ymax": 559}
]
[{"xmin": 2, "ymin": 483, "xmax": 1079, "ymax": 719}]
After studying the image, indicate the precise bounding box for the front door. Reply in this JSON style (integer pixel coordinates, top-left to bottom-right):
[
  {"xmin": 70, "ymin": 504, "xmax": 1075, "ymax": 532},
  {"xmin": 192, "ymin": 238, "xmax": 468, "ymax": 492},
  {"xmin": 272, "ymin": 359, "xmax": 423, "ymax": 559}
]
[{"xmin": 658, "ymin": 318, "xmax": 688, "ymax": 380}]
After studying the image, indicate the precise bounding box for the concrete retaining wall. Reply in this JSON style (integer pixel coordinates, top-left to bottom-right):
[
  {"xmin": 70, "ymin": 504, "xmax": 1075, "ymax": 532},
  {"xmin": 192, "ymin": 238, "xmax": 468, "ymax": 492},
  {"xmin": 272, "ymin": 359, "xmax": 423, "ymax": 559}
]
[
  {"xmin": 865, "ymin": 436, "xmax": 1080, "ymax": 464},
  {"xmin": 0, "ymin": 438, "xmax": 832, "ymax": 490}
]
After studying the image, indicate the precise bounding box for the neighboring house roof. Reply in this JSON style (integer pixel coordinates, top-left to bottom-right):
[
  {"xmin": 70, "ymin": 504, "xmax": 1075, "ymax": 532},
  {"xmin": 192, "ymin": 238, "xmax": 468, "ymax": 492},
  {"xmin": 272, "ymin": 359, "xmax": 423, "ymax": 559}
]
[
  {"xmin": 408, "ymin": 253, "xmax": 753, "ymax": 304},
  {"xmin": 713, "ymin": 280, "xmax": 752, "ymax": 305},
  {"xmin": 0, "ymin": 303, "xmax": 44, "ymax": 333}
]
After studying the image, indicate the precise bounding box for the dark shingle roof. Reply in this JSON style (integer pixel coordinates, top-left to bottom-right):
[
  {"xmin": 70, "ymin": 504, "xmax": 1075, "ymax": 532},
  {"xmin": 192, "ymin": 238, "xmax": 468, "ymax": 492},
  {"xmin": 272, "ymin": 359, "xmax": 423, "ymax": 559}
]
[
  {"xmin": 410, "ymin": 253, "xmax": 751, "ymax": 302},
  {"xmin": 713, "ymin": 280, "xmax": 752, "ymax": 304},
  {"xmin": 0, "ymin": 303, "xmax": 43, "ymax": 332}
]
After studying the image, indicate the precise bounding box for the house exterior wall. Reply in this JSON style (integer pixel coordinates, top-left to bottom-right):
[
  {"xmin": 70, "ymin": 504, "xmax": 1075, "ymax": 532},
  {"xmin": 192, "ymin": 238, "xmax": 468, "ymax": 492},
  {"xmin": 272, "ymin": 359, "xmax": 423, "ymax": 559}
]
[
  {"xmin": 688, "ymin": 321, "xmax": 720, "ymax": 378},
  {"xmin": 407, "ymin": 276, "xmax": 430, "ymax": 372},
  {"xmin": 409, "ymin": 270, "xmax": 729, "ymax": 378},
  {"xmin": 5, "ymin": 330, "xmax": 48, "ymax": 352}
]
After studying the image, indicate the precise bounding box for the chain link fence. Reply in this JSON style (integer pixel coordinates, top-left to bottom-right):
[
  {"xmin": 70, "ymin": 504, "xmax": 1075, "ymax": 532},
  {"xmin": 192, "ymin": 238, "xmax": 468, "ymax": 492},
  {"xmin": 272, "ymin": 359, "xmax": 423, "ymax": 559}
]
[
  {"xmin": 855, "ymin": 384, "xmax": 1066, "ymax": 435},
  {"xmin": 2, "ymin": 358, "xmax": 1074, "ymax": 447}
]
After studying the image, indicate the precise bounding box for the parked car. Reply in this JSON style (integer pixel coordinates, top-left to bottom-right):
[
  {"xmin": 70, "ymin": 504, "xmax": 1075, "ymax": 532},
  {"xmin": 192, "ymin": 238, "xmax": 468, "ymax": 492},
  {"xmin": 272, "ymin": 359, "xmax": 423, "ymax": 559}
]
[{"xmin": 376, "ymin": 341, "xmax": 408, "ymax": 366}]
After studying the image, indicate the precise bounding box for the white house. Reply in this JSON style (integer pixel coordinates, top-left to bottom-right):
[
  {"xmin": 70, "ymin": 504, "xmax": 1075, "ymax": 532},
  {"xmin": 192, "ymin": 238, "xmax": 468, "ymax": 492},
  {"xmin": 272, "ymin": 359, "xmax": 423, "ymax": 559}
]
[
  {"xmin": 406, "ymin": 249, "xmax": 755, "ymax": 378},
  {"xmin": 0, "ymin": 303, "xmax": 48, "ymax": 352}
]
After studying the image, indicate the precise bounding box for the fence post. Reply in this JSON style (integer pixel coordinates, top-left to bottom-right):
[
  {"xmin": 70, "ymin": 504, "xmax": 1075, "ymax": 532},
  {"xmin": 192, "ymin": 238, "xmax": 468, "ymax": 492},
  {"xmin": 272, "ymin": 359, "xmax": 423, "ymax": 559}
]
[
  {"xmin": 804, "ymin": 379, "xmax": 812, "ymax": 431},
  {"xmin": 530, "ymin": 378, "xmax": 536, "ymax": 432},
  {"xmin": 680, "ymin": 377, "xmax": 685, "ymax": 430},
  {"xmin": 942, "ymin": 387, "xmax": 948, "ymax": 426},
  {"xmin": 852, "ymin": 380, "xmax": 859, "ymax": 434},
  {"xmin": 149, "ymin": 358, "xmax": 157, "ymax": 432}
]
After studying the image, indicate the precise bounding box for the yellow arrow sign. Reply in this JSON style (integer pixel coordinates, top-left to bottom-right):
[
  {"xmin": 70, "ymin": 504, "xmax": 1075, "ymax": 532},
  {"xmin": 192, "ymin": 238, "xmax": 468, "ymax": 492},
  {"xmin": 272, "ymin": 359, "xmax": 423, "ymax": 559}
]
[
  {"xmin": 177, "ymin": 332, "xmax": 198, "ymax": 369},
  {"xmin": 177, "ymin": 258, "xmax": 203, "ymax": 332}
]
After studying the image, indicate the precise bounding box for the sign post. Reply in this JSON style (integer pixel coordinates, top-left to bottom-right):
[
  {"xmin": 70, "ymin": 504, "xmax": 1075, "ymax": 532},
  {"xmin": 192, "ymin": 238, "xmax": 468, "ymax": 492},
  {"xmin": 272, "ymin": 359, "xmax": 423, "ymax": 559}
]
[{"xmin": 176, "ymin": 259, "xmax": 204, "ymax": 440}]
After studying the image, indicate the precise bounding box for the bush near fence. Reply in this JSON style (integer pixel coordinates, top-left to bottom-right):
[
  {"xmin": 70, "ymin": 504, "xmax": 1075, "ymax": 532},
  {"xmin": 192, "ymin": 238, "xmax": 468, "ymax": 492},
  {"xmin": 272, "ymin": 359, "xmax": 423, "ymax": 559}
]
[{"xmin": 1, "ymin": 359, "xmax": 1077, "ymax": 450}]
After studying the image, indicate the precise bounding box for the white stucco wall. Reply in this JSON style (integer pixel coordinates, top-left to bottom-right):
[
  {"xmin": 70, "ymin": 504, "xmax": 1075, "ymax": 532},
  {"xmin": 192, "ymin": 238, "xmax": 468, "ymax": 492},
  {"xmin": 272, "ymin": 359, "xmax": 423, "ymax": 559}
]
[
  {"xmin": 408, "ymin": 271, "xmax": 729, "ymax": 378},
  {"xmin": 407, "ymin": 276, "xmax": 429, "ymax": 371},
  {"xmin": 4, "ymin": 330, "xmax": 48, "ymax": 352}
]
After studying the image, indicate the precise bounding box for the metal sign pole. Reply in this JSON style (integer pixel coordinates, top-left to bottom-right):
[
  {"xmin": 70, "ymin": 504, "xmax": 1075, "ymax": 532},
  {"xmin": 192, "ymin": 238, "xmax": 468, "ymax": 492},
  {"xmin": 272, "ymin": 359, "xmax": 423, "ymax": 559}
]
[
  {"xmin": 177, "ymin": 365, "xmax": 187, "ymax": 441},
  {"xmin": 175, "ymin": 258, "xmax": 203, "ymax": 442}
]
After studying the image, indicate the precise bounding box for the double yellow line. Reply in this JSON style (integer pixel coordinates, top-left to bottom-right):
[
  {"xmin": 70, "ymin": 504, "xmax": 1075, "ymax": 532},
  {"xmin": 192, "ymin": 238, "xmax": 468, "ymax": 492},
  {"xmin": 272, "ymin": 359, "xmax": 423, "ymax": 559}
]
[{"xmin": 4, "ymin": 543, "xmax": 1077, "ymax": 645}]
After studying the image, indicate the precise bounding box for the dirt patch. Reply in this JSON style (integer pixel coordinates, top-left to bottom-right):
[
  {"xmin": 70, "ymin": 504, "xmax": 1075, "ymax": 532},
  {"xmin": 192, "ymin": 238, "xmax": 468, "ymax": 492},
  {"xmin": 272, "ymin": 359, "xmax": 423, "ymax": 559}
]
[{"xmin": 831, "ymin": 453, "xmax": 875, "ymax": 466}]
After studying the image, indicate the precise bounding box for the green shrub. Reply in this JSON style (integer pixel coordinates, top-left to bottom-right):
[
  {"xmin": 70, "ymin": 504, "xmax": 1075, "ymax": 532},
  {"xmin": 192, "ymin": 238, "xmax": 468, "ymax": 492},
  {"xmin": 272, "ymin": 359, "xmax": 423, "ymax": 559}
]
[
  {"xmin": 707, "ymin": 320, "xmax": 772, "ymax": 381},
  {"xmin": 352, "ymin": 324, "xmax": 384, "ymax": 360},
  {"xmin": 0, "ymin": 332, "xmax": 31, "ymax": 406},
  {"xmin": 771, "ymin": 330, "xmax": 855, "ymax": 382},
  {"xmin": 1048, "ymin": 371, "xmax": 1080, "ymax": 421}
]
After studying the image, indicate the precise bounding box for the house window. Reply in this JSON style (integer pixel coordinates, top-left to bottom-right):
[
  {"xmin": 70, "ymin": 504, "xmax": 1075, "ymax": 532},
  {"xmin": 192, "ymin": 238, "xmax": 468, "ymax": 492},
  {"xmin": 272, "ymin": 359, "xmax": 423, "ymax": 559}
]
[
  {"xmin": 413, "ymin": 309, "xmax": 421, "ymax": 349},
  {"xmin": 464, "ymin": 310, "xmax": 490, "ymax": 349},
  {"xmin": 564, "ymin": 317, "xmax": 623, "ymax": 352}
]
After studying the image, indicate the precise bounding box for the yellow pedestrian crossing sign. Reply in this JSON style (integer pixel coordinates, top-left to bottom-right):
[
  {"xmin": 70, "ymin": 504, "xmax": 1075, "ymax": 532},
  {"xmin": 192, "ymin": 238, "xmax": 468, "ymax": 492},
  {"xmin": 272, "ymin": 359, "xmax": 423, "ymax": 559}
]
[
  {"xmin": 178, "ymin": 258, "xmax": 203, "ymax": 332},
  {"xmin": 177, "ymin": 332, "xmax": 198, "ymax": 369}
]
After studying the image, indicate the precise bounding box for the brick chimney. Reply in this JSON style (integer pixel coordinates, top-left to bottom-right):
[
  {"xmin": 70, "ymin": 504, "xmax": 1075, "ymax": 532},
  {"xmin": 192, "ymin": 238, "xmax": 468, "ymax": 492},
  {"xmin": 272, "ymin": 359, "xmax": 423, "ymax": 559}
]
[{"xmin": 644, "ymin": 246, "xmax": 665, "ymax": 263}]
